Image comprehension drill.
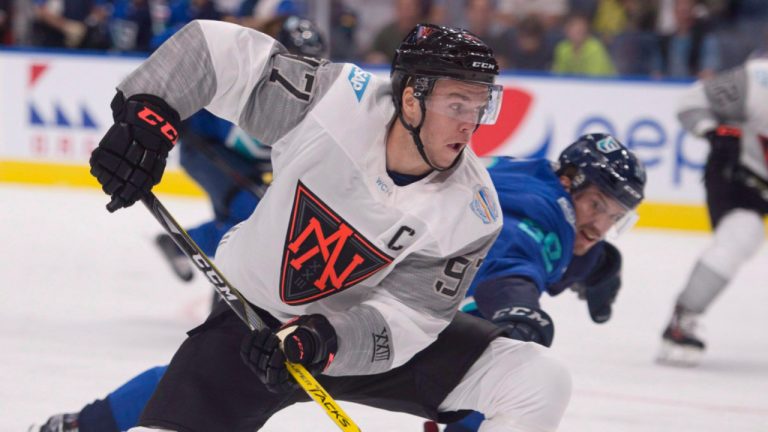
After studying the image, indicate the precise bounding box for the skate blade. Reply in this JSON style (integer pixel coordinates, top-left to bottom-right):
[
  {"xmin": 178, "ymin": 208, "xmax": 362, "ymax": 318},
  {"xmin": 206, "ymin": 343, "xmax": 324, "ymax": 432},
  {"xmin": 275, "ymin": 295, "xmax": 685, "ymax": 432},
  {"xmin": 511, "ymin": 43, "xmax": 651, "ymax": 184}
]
[{"xmin": 655, "ymin": 340, "xmax": 703, "ymax": 367}]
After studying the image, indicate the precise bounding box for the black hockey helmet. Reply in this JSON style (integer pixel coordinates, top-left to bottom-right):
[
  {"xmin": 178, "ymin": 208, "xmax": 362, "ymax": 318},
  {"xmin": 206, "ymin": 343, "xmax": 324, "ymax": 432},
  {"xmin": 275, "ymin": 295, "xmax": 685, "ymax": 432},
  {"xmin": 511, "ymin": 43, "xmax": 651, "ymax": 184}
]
[
  {"xmin": 391, "ymin": 23, "xmax": 499, "ymax": 111},
  {"xmin": 276, "ymin": 16, "xmax": 326, "ymax": 58},
  {"xmin": 390, "ymin": 23, "xmax": 502, "ymax": 171},
  {"xmin": 557, "ymin": 133, "xmax": 646, "ymax": 210},
  {"xmin": 392, "ymin": 24, "xmax": 498, "ymax": 85}
]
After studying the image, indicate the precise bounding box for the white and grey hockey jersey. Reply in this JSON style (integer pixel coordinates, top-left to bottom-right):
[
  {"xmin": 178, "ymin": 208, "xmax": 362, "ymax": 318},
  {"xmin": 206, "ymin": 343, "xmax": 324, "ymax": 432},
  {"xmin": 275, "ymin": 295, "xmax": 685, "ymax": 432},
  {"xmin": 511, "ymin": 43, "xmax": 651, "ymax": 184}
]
[
  {"xmin": 677, "ymin": 57, "xmax": 768, "ymax": 180},
  {"xmin": 118, "ymin": 20, "xmax": 502, "ymax": 376}
]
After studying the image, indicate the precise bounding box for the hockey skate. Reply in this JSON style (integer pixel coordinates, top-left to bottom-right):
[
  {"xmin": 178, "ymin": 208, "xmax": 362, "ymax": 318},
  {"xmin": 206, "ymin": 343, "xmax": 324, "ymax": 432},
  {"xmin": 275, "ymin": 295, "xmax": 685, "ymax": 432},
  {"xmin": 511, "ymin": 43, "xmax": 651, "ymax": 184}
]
[
  {"xmin": 656, "ymin": 306, "xmax": 706, "ymax": 367},
  {"xmin": 155, "ymin": 233, "xmax": 194, "ymax": 282},
  {"xmin": 28, "ymin": 412, "xmax": 79, "ymax": 432}
]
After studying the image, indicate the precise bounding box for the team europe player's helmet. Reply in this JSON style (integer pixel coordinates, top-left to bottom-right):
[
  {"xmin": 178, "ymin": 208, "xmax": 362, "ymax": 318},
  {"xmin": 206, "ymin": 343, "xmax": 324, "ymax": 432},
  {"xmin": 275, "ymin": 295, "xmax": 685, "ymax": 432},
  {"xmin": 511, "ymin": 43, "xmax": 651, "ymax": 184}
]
[
  {"xmin": 558, "ymin": 133, "xmax": 647, "ymax": 234},
  {"xmin": 276, "ymin": 16, "xmax": 326, "ymax": 58}
]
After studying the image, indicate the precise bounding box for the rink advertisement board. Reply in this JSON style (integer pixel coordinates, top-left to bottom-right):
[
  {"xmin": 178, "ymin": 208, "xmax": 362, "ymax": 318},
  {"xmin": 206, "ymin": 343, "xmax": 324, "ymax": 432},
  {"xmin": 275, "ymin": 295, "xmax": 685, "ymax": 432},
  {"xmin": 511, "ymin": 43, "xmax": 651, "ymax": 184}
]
[
  {"xmin": 0, "ymin": 50, "xmax": 196, "ymax": 194},
  {"xmin": 0, "ymin": 50, "xmax": 711, "ymax": 229}
]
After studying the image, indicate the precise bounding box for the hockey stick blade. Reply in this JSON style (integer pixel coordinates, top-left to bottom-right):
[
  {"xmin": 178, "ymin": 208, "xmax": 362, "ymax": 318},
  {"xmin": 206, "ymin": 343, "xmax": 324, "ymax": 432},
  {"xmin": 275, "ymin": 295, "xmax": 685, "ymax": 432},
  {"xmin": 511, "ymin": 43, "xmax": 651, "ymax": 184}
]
[{"xmin": 139, "ymin": 192, "xmax": 361, "ymax": 432}]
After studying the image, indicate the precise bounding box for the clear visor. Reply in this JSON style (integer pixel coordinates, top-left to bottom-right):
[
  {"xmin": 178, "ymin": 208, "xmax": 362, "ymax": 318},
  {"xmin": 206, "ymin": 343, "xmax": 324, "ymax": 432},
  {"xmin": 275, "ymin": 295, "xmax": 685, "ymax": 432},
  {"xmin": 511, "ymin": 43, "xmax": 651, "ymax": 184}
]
[
  {"xmin": 423, "ymin": 79, "xmax": 503, "ymax": 125},
  {"xmin": 606, "ymin": 209, "xmax": 639, "ymax": 240},
  {"xmin": 578, "ymin": 185, "xmax": 641, "ymax": 240}
]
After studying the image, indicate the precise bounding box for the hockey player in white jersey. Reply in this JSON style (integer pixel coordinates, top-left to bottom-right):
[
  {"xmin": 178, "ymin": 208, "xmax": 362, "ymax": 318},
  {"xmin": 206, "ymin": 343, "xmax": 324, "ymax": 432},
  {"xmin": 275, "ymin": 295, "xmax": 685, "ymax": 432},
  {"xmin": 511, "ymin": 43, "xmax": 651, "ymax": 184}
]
[
  {"xmin": 658, "ymin": 57, "xmax": 768, "ymax": 367},
  {"xmin": 88, "ymin": 21, "xmax": 570, "ymax": 432}
]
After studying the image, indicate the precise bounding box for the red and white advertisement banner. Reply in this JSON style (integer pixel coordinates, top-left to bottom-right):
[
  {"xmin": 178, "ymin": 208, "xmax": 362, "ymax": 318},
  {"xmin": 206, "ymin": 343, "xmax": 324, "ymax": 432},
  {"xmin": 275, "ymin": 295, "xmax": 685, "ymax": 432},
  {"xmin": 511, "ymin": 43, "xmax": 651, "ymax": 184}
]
[{"xmin": 0, "ymin": 51, "xmax": 704, "ymax": 204}]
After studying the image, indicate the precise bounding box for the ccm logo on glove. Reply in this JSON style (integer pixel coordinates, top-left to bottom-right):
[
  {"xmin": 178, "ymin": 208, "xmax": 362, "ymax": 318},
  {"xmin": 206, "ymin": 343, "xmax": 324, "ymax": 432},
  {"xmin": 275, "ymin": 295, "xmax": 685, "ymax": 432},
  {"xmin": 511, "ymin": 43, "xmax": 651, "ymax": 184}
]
[{"xmin": 137, "ymin": 106, "xmax": 179, "ymax": 143}]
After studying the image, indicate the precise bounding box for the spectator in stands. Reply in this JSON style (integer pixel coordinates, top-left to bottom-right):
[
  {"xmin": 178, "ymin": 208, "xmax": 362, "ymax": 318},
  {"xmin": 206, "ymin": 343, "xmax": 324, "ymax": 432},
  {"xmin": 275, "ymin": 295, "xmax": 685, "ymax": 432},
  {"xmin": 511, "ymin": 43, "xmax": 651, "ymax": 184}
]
[
  {"xmin": 591, "ymin": 0, "xmax": 629, "ymax": 43},
  {"xmin": 464, "ymin": 0, "xmax": 516, "ymax": 68},
  {"xmin": 31, "ymin": 0, "xmax": 111, "ymax": 49},
  {"xmin": 150, "ymin": 0, "xmax": 222, "ymax": 50},
  {"xmin": 569, "ymin": 0, "xmax": 599, "ymax": 20},
  {"xmin": 728, "ymin": 0, "xmax": 768, "ymax": 25},
  {"xmin": 657, "ymin": 0, "xmax": 720, "ymax": 79},
  {"xmin": 707, "ymin": 0, "xmax": 766, "ymax": 70},
  {"xmin": 497, "ymin": 0, "xmax": 568, "ymax": 31},
  {"xmin": 0, "ymin": 0, "xmax": 11, "ymax": 45},
  {"xmin": 110, "ymin": 0, "xmax": 154, "ymax": 52},
  {"xmin": 611, "ymin": 0, "xmax": 662, "ymax": 76},
  {"xmin": 622, "ymin": 0, "xmax": 658, "ymax": 36},
  {"xmin": 212, "ymin": 0, "xmax": 242, "ymax": 17},
  {"xmin": 552, "ymin": 13, "xmax": 617, "ymax": 76},
  {"xmin": 365, "ymin": 0, "xmax": 430, "ymax": 64},
  {"xmin": 328, "ymin": 0, "xmax": 360, "ymax": 62},
  {"xmin": 234, "ymin": 0, "xmax": 305, "ymax": 31},
  {"xmin": 509, "ymin": 15, "xmax": 555, "ymax": 71},
  {"xmin": 429, "ymin": 0, "xmax": 466, "ymax": 27}
]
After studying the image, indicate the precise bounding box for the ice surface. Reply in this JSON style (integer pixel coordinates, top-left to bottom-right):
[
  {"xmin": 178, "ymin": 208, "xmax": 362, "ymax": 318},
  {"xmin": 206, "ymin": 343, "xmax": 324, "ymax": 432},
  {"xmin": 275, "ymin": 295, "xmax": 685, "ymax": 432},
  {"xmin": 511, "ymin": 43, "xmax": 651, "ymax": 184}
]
[{"xmin": 2, "ymin": 184, "xmax": 767, "ymax": 431}]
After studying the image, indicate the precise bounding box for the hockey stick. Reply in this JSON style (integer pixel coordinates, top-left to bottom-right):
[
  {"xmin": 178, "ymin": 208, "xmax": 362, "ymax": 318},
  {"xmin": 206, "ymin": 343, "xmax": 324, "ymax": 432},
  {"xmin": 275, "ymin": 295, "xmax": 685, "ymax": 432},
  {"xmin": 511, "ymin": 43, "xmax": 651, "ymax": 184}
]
[
  {"xmin": 181, "ymin": 135, "xmax": 269, "ymax": 199},
  {"xmin": 139, "ymin": 192, "xmax": 361, "ymax": 432}
]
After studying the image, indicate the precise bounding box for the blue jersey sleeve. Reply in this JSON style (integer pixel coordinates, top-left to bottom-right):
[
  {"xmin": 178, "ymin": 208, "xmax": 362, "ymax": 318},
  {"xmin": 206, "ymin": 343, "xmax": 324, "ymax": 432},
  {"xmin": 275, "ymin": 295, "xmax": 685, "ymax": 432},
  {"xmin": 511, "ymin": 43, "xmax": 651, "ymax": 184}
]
[{"xmin": 184, "ymin": 109, "xmax": 234, "ymax": 142}]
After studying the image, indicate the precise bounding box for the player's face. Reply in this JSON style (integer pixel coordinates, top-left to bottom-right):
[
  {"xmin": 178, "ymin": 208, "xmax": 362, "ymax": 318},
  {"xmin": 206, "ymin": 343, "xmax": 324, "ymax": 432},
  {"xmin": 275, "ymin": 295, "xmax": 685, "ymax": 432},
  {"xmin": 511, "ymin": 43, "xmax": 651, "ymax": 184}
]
[
  {"xmin": 419, "ymin": 79, "xmax": 491, "ymax": 169},
  {"xmin": 571, "ymin": 185, "xmax": 628, "ymax": 255}
]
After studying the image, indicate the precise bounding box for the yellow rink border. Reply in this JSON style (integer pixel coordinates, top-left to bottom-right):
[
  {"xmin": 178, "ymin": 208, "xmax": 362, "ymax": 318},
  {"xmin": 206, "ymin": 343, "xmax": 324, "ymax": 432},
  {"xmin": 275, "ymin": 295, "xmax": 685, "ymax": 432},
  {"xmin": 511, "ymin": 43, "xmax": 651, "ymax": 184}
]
[
  {"xmin": 3, "ymin": 159, "xmax": 766, "ymax": 232},
  {"xmin": 634, "ymin": 202, "xmax": 712, "ymax": 232},
  {"xmin": 0, "ymin": 159, "xmax": 205, "ymax": 197}
]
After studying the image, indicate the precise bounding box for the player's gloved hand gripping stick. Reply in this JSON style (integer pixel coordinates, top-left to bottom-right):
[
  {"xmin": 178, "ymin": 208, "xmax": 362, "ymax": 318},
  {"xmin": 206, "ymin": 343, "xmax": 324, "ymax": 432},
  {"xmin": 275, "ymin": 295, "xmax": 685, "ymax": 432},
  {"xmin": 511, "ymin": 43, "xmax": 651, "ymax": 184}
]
[{"xmin": 140, "ymin": 191, "xmax": 361, "ymax": 432}]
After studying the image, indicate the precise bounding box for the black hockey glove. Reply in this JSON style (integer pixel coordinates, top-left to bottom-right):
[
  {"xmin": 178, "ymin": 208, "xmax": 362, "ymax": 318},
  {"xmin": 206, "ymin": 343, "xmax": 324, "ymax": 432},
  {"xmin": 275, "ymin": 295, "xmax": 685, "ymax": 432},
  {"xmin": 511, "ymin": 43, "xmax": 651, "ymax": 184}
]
[
  {"xmin": 90, "ymin": 91, "xmax": 180, "ymax": 212},
  {"xmin": 240, "ymin": 314, "xmax": 338, "ymax": 393},
  {"xmin": 492, "ymin": 305, "xmax": 555, "ymax": 347},
  {"xmin": 705, "ymin": 125, "xmax": 741, "ymax": 175},
  {"xmin": 473, "ymin": 276, "xmax": 554, "ymax": 347},
  {"xmin": 572, "ymin": 242, "xmax": 622, "ymax": 323}
]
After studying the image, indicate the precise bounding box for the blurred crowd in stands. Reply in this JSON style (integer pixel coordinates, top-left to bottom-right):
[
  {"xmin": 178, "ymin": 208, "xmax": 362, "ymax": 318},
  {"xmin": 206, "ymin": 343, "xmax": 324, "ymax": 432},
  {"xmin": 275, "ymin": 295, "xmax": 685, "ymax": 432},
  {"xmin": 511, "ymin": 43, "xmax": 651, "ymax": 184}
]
[{"xmin": 1, "ymin": 0, "xmax": 768, "ymax": 80}]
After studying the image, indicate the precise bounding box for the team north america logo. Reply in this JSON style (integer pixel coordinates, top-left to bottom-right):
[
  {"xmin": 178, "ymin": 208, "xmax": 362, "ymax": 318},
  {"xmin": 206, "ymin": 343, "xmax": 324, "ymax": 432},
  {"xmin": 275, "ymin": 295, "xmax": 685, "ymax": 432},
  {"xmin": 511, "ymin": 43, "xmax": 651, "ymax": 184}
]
[{"xmin": 280, "ymin": 182, "xmax": 393, "ymax": 305}]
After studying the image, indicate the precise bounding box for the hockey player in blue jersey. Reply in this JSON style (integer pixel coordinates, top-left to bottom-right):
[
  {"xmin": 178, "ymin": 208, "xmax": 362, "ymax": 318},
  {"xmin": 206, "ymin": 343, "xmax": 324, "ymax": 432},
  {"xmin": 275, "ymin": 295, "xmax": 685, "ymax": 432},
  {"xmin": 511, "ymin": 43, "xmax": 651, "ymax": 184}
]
[
  {"xmin": 31, "ymin": 133, "xmax": 645, "ymax": 432},
  {"xmin": 471, "ymin": 133, "xmax": 645, "ymax": 341},
  {"xmin": 432, "ymin": 132, "xmax": 646, "ymax": 432}
]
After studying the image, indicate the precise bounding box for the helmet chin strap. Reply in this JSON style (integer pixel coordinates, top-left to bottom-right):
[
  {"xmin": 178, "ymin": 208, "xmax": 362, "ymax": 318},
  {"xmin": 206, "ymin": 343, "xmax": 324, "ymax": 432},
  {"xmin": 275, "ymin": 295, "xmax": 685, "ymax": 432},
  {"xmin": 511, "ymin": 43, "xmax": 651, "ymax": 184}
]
[{"xmin": 397, "ymin": 98, "xmax": 463, "ymax": 172}]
